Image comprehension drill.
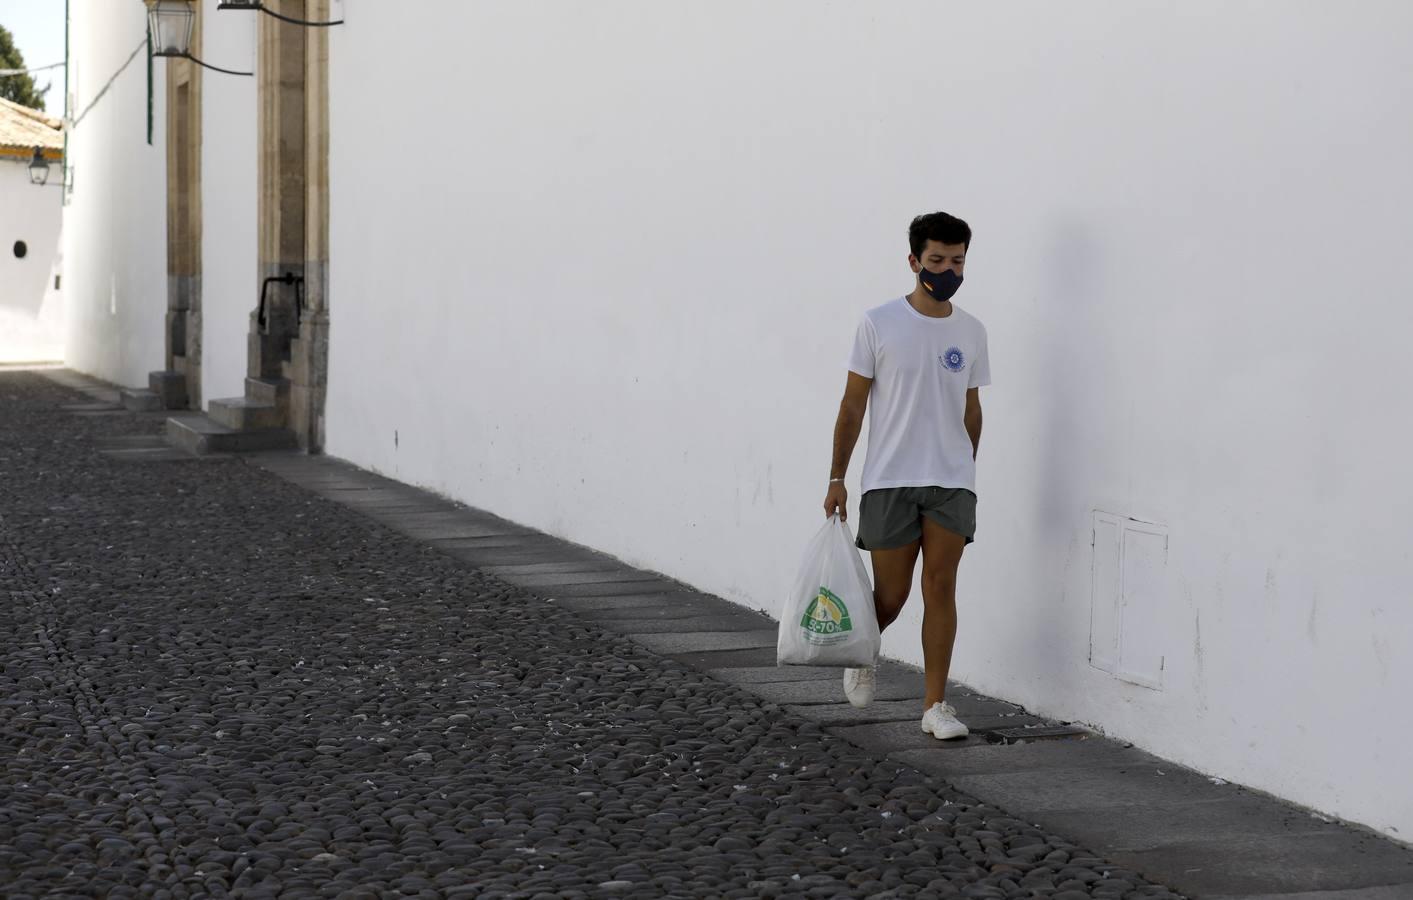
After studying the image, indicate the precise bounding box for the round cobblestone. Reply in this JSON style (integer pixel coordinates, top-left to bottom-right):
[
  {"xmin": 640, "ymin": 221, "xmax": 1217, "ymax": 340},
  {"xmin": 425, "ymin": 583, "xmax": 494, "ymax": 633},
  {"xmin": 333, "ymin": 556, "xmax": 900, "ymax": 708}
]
[{"xmin": 0, "ymin": 373, "xmax": 1191, "ymax": 898}]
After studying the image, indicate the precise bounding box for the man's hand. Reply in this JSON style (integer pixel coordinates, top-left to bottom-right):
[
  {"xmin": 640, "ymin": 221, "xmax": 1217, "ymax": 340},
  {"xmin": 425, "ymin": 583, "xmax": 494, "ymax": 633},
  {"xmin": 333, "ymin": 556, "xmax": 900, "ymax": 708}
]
[{"xmin": 823, "ymin": 482, "xmax": 849, "ymax": 520}]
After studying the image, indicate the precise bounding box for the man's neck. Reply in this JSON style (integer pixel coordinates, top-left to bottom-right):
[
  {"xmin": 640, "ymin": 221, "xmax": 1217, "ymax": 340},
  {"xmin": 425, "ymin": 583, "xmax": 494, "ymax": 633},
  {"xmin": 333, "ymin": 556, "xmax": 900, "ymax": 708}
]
[{"xmin": 906, "ymin": 287, "xmax": 953, "ymax": 319}]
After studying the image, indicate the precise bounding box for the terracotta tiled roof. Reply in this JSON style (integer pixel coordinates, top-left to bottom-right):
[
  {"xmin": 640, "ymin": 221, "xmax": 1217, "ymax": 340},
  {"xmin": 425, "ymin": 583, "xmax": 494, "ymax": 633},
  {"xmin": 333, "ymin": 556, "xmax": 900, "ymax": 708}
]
[{"xmin": 0, "ymin": 96, "xmax": 64, "ymax": 159}]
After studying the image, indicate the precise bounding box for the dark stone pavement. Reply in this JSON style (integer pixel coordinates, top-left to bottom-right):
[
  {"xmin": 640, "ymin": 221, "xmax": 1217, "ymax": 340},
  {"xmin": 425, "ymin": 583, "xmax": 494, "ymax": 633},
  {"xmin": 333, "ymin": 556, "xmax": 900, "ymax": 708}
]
[{"xmin": 0, "ymin": 369, "xmax": 1404, "ymax": 899}]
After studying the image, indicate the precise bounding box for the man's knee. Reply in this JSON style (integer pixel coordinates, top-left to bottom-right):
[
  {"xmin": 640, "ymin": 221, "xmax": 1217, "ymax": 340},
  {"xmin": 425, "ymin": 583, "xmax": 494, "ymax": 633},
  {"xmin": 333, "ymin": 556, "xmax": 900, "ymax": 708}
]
[
  {"xmin": 874, "ymin": 583, "xmax": 910, "ymax": 616},
  {"xmin": 921, "ymin": 568, "xmax": 957, "ymax": 601},
  {"xmin": 876, "ymin": 577, "xmax": 911, "ymax": 604},
  {"xmin": 875, "ymin": 604, "xmax": 904, "ymax": 630}
]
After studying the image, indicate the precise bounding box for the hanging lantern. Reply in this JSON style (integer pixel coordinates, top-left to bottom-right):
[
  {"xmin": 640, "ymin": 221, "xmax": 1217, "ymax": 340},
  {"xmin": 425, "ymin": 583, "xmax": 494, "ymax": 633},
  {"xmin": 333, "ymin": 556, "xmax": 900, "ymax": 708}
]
[
  {"xmin": 28, "ymin": 147, "xmax": 50, "ymax": 186},
  {"xmin": 146, "ymin": 0, "xmax": 196, "ymax": 57}
]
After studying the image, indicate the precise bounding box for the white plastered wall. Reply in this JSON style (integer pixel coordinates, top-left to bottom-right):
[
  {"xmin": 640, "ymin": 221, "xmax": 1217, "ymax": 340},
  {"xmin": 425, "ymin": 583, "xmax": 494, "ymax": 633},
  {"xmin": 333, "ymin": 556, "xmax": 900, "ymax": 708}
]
[
  {"xmin": 63, "ymin": 1, "xmax": 167, "ymax": 387},
  {"xmin": 325, "ymin": 2, "xmax": 1413, "ymax": 839},
  {"xmin": 199, "ymin": 0, "xmax": 258, "ymax": 405},
  {"xmin": 0, "ymin": 161, "xmax": 64, "ymax": 362}
]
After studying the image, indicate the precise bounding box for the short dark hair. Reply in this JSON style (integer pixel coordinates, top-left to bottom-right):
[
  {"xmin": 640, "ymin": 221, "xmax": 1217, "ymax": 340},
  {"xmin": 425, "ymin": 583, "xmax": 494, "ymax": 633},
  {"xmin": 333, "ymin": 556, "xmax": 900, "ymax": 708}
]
[{"xmin": 909, "ymin": 212, "xmax": 971, "ymax": 259}]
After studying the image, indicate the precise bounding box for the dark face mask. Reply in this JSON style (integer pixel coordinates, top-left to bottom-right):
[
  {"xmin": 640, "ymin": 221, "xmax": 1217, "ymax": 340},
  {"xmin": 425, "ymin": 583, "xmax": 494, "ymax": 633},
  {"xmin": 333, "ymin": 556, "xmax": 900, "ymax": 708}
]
[{"xmin": 918, "ymin": 267, "xmax": 963, "ymax": 303}]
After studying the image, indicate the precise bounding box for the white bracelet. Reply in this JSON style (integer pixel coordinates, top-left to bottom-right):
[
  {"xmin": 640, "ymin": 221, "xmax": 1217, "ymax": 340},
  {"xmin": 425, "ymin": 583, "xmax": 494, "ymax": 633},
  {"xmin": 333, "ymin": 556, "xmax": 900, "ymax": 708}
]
[{"xmin": 828, "ymin": 477, "xmax": 844, "ymax": 483}]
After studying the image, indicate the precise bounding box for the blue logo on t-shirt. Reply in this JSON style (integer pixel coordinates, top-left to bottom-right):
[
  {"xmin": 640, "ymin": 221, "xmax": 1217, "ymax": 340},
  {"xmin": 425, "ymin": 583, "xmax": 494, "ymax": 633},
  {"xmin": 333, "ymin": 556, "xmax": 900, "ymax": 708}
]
[{"xmin": 940, "ymin": 348, "xmax": 966, "ymax": 372}]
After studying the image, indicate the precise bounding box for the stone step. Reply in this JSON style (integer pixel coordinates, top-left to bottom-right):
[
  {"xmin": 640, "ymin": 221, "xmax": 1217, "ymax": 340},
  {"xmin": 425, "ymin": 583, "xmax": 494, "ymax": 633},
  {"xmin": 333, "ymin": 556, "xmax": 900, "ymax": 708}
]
[
  {"xmin": 209, "ymin": 397, "xmax": 284, "ymax": 431},
  {"xmin": 166, "ymin": 413, "xmax": 297, "ymax": 455},
  {"xmin": 246, "ymin": 377, "xmax": 290, "ymax": 407},
  {"xmin": 119, "ymin": 388, "xmax": 163, "ymax": 412},
  {"xmin": 148, "ymin": 370, "xmax": 187, "ymax": 408}
]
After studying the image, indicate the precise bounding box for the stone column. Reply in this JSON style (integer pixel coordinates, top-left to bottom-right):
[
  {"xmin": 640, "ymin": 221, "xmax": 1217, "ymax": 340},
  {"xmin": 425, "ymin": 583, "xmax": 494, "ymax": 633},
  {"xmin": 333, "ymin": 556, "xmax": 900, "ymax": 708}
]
[
  {"xmin": 252, "ymin": 0, "xmax": 307, "ymax": 383},
  {"xmin": 292, "ymin": 0, "xmax": 331, "ymax": 453},
  {"xmin": 163, "ymin": 8, "xmax": 204, "ymax": 409}
]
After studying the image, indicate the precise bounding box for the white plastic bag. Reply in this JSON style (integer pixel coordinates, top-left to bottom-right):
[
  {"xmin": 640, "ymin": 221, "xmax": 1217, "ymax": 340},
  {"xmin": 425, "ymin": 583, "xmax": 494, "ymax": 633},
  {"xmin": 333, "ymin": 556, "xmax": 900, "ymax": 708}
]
[{"xmin": 777, "ymin": 515, "xmax": 881, "ymax": 667}]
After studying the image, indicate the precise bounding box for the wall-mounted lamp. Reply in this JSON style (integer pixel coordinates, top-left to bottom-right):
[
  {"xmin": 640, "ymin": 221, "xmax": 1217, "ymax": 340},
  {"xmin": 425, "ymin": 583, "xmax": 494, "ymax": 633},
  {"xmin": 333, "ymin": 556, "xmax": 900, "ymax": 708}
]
[
  {"xmin": 26, "ymin": 148, "xmax": 67, "ymax": 192},
  {"xmin": 216, "ymin": 0, "xmax": 344, "ymax": 28},
  {"xmin": 145, "ymin": 0, "xmax": 254, "ymax": 76},
  {"xmin": 28, "ymin": 146, "xmax": 50, "ymax": 186},
  {"xmin": 147, "ymin": 0, "xmax": 195, "ymax": 55}
]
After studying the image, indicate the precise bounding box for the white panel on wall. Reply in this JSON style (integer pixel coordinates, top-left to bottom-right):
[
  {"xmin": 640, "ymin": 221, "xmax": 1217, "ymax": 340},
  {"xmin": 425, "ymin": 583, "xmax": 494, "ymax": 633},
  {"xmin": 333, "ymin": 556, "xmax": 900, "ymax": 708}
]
[
  {"xmin": 1119, "ymin": 521, "xmax": 1168, "ymax": 691},
  {"xmin": 1091, "ymin": 513, "xmax": 1168, "ymax": 691},
  {"xmin": 1090, "ymin": 512, "xmax": 1122, "ymax": 674}
]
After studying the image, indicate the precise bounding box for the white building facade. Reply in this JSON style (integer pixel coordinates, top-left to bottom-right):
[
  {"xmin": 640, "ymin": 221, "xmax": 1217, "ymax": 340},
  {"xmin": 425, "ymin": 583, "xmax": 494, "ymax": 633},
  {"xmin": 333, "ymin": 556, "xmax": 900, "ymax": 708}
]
[
  {"xmin": 196, "ymin": 0, "xmax": 258, "ymax": 407},
  {"xmin": 62, "ymin": 2, "xmax": 168, "ymax": 386},
  {"xmin": 0, "ymin": 99, "xmax": 65, "ymax": 363},
  {"xmin": 64, "ymin": 1, "xmax": 1413, "ymax": 842}
]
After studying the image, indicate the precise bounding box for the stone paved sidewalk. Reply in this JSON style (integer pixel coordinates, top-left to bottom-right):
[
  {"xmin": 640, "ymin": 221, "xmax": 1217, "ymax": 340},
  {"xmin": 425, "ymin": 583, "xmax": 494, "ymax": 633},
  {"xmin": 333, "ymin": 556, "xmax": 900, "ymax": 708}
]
[{"xmin": 2, "ymin": 369, "xmax": 1409, "ymax": 900}]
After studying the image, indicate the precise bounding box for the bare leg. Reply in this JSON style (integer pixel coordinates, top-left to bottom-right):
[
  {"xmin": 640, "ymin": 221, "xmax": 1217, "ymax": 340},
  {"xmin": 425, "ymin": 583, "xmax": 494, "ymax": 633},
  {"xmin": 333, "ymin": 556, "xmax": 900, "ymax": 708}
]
[
  {"xmin": 920, "ymin": 517, "xmax": 966, "ymax": 708},
  {"xmin": 869, "ymin": 539, "xmax": 920, "ymax": 634}
]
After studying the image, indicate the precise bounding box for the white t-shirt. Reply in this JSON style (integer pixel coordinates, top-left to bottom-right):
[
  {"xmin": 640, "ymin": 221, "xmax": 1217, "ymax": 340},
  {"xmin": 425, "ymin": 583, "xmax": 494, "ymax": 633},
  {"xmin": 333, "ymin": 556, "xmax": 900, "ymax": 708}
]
[{"xmin": 847, "ymin": 296, "xmax": 991, "ymax": 494}]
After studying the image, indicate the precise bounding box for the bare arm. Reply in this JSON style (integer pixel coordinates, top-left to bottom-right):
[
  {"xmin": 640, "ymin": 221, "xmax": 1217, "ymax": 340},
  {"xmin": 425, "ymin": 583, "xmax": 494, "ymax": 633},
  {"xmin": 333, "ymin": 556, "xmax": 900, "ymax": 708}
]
[
  {"xmin": 824, "ymin": 372, "xmax": 872, "ymax": 518},
  {"xmin": 964, "ymin": 387, "xmax": 982, "ymax": 460}
]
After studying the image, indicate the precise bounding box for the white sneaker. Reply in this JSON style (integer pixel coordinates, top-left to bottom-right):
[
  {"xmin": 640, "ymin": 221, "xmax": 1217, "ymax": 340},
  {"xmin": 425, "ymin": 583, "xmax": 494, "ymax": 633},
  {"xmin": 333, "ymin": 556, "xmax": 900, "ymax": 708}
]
[
  {"xmin": 843, "ymin": 666, "xmax": 876, "ymax": 707},
  {"xmin": 921, "ymin": 701, "xmax": 969, "ymax": 740}
]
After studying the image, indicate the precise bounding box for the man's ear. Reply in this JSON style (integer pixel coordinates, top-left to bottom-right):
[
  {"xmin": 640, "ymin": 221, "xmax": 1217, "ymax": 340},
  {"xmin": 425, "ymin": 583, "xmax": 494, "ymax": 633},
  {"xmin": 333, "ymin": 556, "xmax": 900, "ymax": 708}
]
[{"xmin": 908, "ymin": 254, "xmax": 920, "ymax": 274}]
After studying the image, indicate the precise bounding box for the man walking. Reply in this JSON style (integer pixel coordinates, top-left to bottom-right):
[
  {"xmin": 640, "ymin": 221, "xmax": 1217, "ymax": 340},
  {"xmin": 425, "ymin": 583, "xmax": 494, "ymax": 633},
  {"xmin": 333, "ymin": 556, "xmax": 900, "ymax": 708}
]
[{"xmin": 823, "ymin": 211, "xmax": 990, "ymax": 740}]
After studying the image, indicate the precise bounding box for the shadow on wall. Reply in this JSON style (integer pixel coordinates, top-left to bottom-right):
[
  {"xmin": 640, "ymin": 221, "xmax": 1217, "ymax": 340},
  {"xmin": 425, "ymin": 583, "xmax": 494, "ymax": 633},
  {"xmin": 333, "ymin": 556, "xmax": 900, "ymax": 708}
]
[{"xmin": 1026, "ymin": 219, "xmax": 1121, "ymax": 682}]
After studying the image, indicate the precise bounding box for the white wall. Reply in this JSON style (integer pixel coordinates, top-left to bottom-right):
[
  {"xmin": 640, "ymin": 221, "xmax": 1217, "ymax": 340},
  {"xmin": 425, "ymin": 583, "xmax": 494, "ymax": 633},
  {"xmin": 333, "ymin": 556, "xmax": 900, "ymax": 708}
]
[
  {"xmin": 327, "ymin": 2, "xmax": 1413, "ymax": 840},
  {"xmin": 0, "ymin": 160, "xmax": 64, "ymax": 362},
  {"xmin": 199, "ymin": 0, "xmax": 258, "ymax": 404},
  {"xmin": 63, "ymin": 1, "xmax": 167, "ymax": 387}
]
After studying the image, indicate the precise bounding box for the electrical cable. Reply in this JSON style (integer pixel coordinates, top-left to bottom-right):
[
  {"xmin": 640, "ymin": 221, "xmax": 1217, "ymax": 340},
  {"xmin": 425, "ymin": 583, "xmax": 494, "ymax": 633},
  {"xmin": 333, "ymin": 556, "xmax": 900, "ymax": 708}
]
[
  {"xmin": 255, "ymin": 3, "xmax": 344, "ymax": 27},
  {"xmin": 72, "ymin": 39, "xmax": 146, "ymax": 127},
  {"xmin": 182, "ymin": 54, "xmax": 253, "ymax": 77},
  {"xmin": 0, "ymin": 61, "xmax": 66, "ymax": 76}
]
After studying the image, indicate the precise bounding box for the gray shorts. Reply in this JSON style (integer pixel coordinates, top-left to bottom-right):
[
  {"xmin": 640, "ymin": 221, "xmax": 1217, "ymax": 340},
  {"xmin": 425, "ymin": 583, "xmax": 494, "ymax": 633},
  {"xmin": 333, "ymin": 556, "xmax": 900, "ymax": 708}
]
[{"xmin": 855, "ymin": 486, "xmax": 977, "ymax": 550}]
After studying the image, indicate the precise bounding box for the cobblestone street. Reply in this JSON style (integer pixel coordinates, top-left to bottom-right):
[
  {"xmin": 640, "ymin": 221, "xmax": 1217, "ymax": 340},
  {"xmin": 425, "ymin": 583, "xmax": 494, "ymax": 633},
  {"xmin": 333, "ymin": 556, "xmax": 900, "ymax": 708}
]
[{"xmin": 3, "ymin": 369, "xmax": 1192, "ymax": 899}]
